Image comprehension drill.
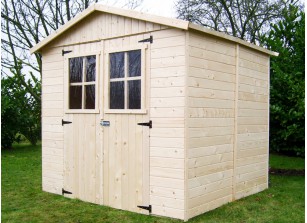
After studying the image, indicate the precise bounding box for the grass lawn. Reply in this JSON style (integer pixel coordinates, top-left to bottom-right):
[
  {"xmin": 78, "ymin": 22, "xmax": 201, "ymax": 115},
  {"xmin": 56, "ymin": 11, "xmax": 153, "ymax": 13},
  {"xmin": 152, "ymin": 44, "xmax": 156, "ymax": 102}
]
[
  {"xmin": 2, "ymin": 144, "xmax": 305, "ymax": 223},
  {"xmin": 269, "ymin": 153, "xmax": 305, "ymax": 170}
]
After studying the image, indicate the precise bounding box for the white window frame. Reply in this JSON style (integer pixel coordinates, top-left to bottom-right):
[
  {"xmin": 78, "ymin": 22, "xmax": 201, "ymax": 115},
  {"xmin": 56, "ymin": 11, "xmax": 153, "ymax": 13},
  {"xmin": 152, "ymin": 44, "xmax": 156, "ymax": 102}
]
[
  {"xmin": 64, "ymin": 51, "xmax": 100, "ymax": 114},
  {"xmin": 104, "ymin": 45, "xmax": 147, "ymax": 114}
]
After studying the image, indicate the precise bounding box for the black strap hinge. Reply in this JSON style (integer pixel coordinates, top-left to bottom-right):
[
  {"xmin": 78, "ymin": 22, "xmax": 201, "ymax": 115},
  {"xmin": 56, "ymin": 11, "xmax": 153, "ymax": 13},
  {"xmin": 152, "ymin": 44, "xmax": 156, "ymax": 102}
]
[
  {"xmin": 62, "ymin": 50, "xmax": 72, "ymax": 56},
  {"xmin": 62, "ymin": 188, "xmax": 72, "ymax": 195},
  {"xmin": 138, "ymin": 35, "xmax": 153, "ymax": 44},
  {"xmin": 137, "ymin": 205, "xmax": 152, "ymax": 213},
  {"xmin": 62, "ymin": 119, "xmax": 72, "ymax": 126},
  {"xmin": 137, "ymin": 120, "xmax": 152, "ymax": 128}
]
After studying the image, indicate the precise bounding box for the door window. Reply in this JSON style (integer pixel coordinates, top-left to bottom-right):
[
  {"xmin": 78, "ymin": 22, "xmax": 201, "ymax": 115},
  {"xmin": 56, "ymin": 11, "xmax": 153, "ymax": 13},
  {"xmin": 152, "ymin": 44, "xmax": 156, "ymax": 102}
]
[
  {"xmin": 69, "ymin": 55, "xmax": 96, "ymax": 110},
  {"xmin": 109, "ymin": 50, "xmax": 142, "ymax": 110}
]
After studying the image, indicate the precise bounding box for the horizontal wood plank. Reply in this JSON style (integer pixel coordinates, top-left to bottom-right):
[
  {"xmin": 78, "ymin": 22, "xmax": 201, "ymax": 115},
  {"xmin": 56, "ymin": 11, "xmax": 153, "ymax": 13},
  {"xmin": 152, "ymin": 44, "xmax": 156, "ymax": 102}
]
[
  {"xmin": 150, "ymin": 186, "xmax": 184, "ymax": 199},
  {"xmin": 188, "ymin": 144, "xmax": 233, "ymax": 158}
]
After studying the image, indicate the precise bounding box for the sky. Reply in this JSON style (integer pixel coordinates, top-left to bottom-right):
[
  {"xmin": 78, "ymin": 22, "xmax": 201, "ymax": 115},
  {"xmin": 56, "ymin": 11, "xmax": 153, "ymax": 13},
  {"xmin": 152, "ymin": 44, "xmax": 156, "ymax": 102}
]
[
  {"xmin": 107, "ymin": 0, "xmax": 178, "ymax": 18},
  {"xmin": 136, "ymin": 0, "xmax": 177, "ymax": 18}
]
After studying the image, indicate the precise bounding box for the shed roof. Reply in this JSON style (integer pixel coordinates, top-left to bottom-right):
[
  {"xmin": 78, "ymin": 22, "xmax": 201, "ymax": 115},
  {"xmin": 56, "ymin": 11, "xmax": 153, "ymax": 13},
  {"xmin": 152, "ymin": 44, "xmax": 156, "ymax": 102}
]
[{"xmin": 30, "ymin": 4, "xmax": 278, "ymax": 56}]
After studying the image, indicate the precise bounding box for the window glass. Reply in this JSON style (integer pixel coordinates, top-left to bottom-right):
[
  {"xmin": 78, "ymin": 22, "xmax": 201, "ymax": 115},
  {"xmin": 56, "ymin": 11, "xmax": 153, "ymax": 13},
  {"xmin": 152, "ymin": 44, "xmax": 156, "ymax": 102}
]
[
  {"xmin": 128, "ymin": 50, "xmax": 141, "ymax": 77},
  {"xmin": 85, "ymin": 85, "xmax": 95, "ymax": 109},
  {"xmin": 69, "ymin": 57, "xmax": 83, "ymax": 83},
  {"xmin": 128, "ymin": 80, "xmax": 141, "ymax": 109},
  {"xmin": 110, "ymin": 52, "xmax": 125, "ymax": 79},
  {"xmin": 69, "ymin": 86, "xmax": 82, "ymax": 109},
  {"xmin": 86, "ymin": 56, "xmax": 96, "ymax": 82},
  {"xmin": 109, "ymin": 50, "xmax": 143, "ymax": 110},
  {"xmin": 68, "ymin": 55, "xmax": 96, "ymax": 110},
  {"xmin": 110, "ymin": 81, "xmax": 125, "ymax": 109}
]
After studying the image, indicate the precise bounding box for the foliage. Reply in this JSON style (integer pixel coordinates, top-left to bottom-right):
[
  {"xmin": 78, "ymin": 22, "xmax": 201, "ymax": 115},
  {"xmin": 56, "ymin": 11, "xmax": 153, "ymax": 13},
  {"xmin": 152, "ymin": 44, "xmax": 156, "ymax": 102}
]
[
  {"xmin": 1, "ymin": 78, "xmax": 21, "ymax": 149},
  {"xmin": 261, "ymin": 4, "xmax": 305, "ymax": 157},
  {"xmin": 1, "ymin": 63, "xmax": 41, "ymax": 148},
  {"xmin": 2, "ymin": 144, "xmax": 305, "ymax": 222},
  {"xmin": 175, "ymin": 0, "xmax": 295, "ymax": 44}
]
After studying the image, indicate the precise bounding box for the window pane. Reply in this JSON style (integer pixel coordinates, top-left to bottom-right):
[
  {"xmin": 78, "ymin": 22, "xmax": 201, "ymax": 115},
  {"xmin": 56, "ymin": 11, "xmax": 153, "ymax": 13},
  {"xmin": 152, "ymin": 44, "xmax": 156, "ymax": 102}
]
[
  {"xmin": 110, "ymin": 81, "xmax": 124, "ymax": 109},
  {"xmin": 86, "ymin": 56, "xmax": 96, "ymax": 82},
  {"xmin": 110, "ymin": 52, "xmax": 124, "ymax": 79},
  {"xmin": 128, "ymin": 50, "xmax": 141, "ymax": 77},
  {"xmin": 69, "ymin": 86, "xmax": 82, "ymax": 109},
  {"xmin": 128, "ymin": 80, "xmax": 141, "ymax": 109},
  {"xmin": 85, "ymin": 85, "xmax": 95, "ymax": 109},
  {"xmin": 69, "ymin": 57, "xmax": 83, "ymax": 83}
]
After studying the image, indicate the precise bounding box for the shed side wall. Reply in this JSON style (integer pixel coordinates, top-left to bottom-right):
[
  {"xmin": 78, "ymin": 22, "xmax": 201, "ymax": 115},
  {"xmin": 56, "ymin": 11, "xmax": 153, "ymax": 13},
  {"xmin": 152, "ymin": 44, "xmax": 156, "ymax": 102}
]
[
  {"xmin": 149, "ymin": 28, "xmax": 186, "ymax": 220},
  {"xmin": 41, "ymin": 46, "xmax": 65, "ymax": 194},
  {"xmin": 186, "ymin": 31, "xmax": 236, "ymax": 219},
  {"xmin": 235, "ymin": 46, "xmax": 269, "ymax": 199}
]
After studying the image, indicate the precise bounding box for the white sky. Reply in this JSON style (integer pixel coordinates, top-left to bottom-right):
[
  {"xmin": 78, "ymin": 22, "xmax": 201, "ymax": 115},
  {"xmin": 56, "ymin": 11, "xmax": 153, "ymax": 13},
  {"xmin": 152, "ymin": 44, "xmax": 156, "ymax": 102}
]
[
  {"xmin": 107, "ymin": 0, "xmax": 178, "ymax": 18},
  {"xmin": 136, "ymin": 0, "xmax": 177, "ymax": 18}
]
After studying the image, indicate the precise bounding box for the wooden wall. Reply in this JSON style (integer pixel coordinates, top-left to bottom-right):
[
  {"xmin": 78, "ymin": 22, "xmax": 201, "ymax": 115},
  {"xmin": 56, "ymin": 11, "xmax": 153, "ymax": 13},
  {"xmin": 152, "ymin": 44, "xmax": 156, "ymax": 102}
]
[
  {"xmin": 186, "ymin": 31, "xmax": 236, "ymax": 219},
  {"xmin": 149, "ymin": 28, "xmax": 186, "ymax": 219},
  {"xmin": 41, "ymin": 41, "xmax": 102, "ymax": 197},
  {"xmin": 185, "ymin": 31, "xmax": 270, "ymax": 220},
  {"xmin": 51, "ymin": 11, "xmax": 167, "ymax": 47},
  {"xmin": 41, "ymin": 11, "xmax": 186, "ymax": 220},
  {"xmin": 40, "ymin": 12, "xmax": 167, "ymax": 196},
  {"xmin": 235, "ymin": 46, "xmax": 269, "ymax": 199},
  {"xmin": 41, "ymin": 45, "xmax": 65, "ymax": 195}
]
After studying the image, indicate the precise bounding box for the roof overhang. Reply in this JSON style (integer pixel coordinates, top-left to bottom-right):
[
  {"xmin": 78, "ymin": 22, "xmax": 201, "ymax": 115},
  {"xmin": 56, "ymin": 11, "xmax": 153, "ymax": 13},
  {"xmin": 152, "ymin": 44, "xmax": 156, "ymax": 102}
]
[
  {"xmin": 30, "ymin": 4, "xmax": 278, "ymax": 57},
  {"xmin": 188, "ymin": 23, "xmax": 278, "ymax": 56}
]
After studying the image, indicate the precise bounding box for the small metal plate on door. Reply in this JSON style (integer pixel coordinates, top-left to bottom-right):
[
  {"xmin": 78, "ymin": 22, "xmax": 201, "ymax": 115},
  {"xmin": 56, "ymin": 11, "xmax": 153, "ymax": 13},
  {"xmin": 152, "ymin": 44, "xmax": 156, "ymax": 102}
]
[{"xmin": 100, "ymin": 120, "xmax": 110, "ymax": 127}]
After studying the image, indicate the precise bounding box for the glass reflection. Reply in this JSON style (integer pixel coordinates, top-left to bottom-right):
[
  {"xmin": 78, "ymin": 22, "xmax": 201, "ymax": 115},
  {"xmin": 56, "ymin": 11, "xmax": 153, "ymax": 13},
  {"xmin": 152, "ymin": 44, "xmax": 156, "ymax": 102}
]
[
  {"xmin": 69, "ymin": 57, "xmax": 83, "ymax": 83},
  {"xmin": 85, "ymin": 85, "xmax": 95, "ymax": 109},
  {"xmin": 69, "ymin": 86, "xmax": 82, "ymax": 109},
  {"xmin": 86, "ymin": 56, "xmax": 96, "ymax": 82},
  {"xmin": 128, "ymin": 50, "xmax": 141, "ymax": 77},
  {"xmin": 110, "ymin": 81, "xmax": 125, "ymax": 109},
  {"xmin": 110, "ymin": 52, "xmax": 125, "ymax": 79},
  {"xmin": 128, "ymin": 80, "xmax": 141, "ymax": 109}
]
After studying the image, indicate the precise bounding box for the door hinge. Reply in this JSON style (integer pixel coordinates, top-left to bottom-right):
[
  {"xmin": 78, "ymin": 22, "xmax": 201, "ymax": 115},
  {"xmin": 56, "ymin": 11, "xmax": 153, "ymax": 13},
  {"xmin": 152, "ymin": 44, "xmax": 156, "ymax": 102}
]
[
  {"xmin": 137, "ymin": 120, "xmax": 152, "ymax": 128},
  {"xmin": 62, "ymin": 119, "xmax": 72, "ymax": 126},
  {"xmin": 62, "ymin": 49, "xmax": 72, "ymax": 56},
  {"xmin": 62, "ymin": 188, "xmax": 72, "ymax": 195},
  {"xmin": 137, "ymin": 205, "xmax": 152, "ymax": 213},
  {"xmin": 138, "ymin": 35, "xmax": 153, "ymax": 44}
]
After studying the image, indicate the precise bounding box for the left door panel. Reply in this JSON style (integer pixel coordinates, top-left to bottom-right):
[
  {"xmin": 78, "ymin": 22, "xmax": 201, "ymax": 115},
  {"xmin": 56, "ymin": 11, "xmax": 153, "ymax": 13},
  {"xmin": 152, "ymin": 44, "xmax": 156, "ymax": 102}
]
[{"xmin": 63, "ymin": 47, "xmax": 103, "ymax": 204}]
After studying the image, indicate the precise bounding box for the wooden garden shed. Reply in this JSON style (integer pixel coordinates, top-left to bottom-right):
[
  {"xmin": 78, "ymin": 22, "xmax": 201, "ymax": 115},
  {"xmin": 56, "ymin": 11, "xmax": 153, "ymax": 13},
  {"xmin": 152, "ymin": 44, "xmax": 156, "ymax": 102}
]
[{"xmin": 31, "ymin": 4, "xmax": 278, "ymax": 221}]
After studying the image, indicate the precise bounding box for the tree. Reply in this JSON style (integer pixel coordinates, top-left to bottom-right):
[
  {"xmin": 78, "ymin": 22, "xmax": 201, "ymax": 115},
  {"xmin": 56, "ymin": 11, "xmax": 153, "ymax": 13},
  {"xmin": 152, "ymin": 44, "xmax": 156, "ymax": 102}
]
[
  {"xmin": 175, "ymin": 0, "xmax": 298, "ymax": 44},
  {"xmin": 261, "ymin": 4, "xmax": 305, "ymax": 156},
  {"xmin": 1, "ymin": 68, "xmax": 41, "ymax": 149},
  {"xmin": 1, "ymin": 0, "xmax": 143, "ymax": 148},
  {"xmin": 1, "ymin": 77, "xmax": 21, "ymax": 149}
]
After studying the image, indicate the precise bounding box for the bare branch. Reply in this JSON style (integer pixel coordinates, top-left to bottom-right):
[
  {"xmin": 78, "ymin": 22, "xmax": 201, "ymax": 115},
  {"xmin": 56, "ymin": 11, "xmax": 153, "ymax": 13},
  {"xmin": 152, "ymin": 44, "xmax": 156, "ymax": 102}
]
[{"xmin": 175, "ymin": 0, "xmax": 302, "ymax": 44}]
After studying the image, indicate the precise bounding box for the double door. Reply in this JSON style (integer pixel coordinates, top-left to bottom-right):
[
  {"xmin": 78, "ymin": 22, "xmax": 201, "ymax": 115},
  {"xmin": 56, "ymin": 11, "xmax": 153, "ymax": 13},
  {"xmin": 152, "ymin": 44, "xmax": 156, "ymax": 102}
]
[{"xmin": 63, "ymin": 39, "xmax": 150, "ymax": 213}]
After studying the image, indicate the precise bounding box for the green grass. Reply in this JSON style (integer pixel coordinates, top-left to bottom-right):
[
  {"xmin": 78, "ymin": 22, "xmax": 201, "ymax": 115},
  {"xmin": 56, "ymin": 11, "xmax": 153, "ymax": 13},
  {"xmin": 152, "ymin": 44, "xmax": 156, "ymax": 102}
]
[
  {"xmin": 269, "ymin": 153, "xmax": 305, "ymax": 170},
  {"xmin": 2, "ymin": 144, "xmax": 305, "ymax": 222}
]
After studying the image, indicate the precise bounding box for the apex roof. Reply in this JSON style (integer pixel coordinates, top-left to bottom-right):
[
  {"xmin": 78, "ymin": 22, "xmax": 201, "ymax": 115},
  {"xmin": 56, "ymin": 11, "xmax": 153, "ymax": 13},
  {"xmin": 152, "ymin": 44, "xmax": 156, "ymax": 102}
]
[{"xmin": 30, "ymin": 4, "xmax": 278, "ymax": 56}]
